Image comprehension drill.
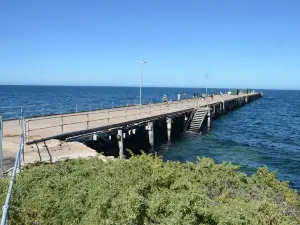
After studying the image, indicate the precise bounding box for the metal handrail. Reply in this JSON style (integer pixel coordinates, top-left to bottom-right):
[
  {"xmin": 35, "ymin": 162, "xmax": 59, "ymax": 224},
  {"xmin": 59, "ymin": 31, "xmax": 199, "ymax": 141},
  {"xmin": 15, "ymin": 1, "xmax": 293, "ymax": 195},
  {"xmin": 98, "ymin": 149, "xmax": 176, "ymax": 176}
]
[
  {"xmin": 0, "ymin": 98, "xmax": 140, "ymax": 121},
  {"xmin": 0, "ymin": 98, "xmax": 139, "ymax": 109},
  {"xmin": 1, "ymin": 97, "xmax": 198, "ymax": 121},
  {"xmin": 25, "ymin": 100, "xmax": 193, "ymax": 122},
  {"xmin": 25, "ymin": 99, "xmax": 198, "ymax": 141},
  {"xmin": 23, "ymin": 93, "xmax": 253, "ymax": 142},
  {"xmin": 1, "ymin": 119, "xmax": 26, "ymax": 225}
]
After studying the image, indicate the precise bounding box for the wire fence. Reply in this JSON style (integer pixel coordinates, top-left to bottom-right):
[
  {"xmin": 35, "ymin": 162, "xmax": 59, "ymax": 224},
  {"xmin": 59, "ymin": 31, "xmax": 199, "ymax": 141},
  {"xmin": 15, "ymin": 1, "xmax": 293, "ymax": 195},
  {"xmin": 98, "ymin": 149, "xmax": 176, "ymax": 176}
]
[{"xmin": 1, "ymin": 119, "xmax": 26, "ymax": 225}]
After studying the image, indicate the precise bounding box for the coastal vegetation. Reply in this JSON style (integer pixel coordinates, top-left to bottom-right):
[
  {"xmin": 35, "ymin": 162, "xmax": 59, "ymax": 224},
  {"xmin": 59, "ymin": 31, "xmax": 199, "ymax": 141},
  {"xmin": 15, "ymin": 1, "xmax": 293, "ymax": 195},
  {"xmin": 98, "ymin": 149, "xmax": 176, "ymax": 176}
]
[{"xmin": 0, "ymin": 154, "xmax": 299, "ymax": 225}]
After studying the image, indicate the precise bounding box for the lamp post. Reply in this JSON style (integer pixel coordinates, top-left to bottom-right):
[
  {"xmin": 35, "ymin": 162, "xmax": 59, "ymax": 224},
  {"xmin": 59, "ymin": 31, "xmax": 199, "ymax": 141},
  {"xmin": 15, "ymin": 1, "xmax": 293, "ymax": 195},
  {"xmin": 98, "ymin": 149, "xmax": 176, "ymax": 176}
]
[
  {"xmin": 136, "ymin": 60, "xmax": 147, "ymax": 106},
  {"xmin": 205, "ymin": 73, "xmax": 208, "ymax": 96}
]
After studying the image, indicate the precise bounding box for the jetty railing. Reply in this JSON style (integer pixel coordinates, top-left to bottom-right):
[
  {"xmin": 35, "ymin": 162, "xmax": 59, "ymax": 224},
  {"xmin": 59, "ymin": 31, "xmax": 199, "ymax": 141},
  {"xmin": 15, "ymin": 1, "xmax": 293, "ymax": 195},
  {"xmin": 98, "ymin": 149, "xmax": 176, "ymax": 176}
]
[
  {"xmin": 0, "ymin": 98, "xmax": 141, "ymax": 121},
  {"xmin": 25, "ymin": 98, "xmax": 213, "ymax": 142},
  {"xmin": 1, "ymin": 119, "xmax": 26, "ymax": 225}
]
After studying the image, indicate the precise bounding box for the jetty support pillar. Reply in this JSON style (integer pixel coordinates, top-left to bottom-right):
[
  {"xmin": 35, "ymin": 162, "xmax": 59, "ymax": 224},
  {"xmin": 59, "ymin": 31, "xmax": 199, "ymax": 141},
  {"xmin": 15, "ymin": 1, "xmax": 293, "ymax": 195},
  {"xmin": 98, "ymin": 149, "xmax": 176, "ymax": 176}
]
[
  {"xmin": 222, "ymin": 100, "xmax": 225, "ymax": 114},
  {"xmin": 117, "ymin": 130, "xmax": 124, "ymax": 158},
  {"xmin": 213, "ymin": 105, "xmax": 216, "ymax": 119},
  {"xmin": 207, "ymin": 107, "xmax": 211, "ymax": 129},
  {"xmin": 146, "ymin": 122, "xmax": 154, "ymax": 149},
  {"xmin": 166, "ymin": 118, "xmax": 172, "ymax": 142}
]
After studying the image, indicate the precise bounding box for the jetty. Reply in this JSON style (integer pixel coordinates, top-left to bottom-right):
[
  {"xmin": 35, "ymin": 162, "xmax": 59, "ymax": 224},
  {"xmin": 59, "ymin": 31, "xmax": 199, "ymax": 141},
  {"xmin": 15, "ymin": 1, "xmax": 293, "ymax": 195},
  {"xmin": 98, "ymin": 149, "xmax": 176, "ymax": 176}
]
[
  {"xmin": 1, "ymin": 92, "xmax": 262, "ymax": 166},
  {"xmin": 0, "ymin": 91, "xmax": 263, "ymax": 224}
]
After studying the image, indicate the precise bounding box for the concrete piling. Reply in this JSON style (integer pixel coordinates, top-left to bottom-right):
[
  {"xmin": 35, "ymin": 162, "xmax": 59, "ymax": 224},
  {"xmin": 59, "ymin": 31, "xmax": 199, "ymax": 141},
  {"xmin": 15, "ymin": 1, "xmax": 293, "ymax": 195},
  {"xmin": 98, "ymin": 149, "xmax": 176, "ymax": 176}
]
[
  {"xmin": 166, "ymin": 118, "xmax": 172, "ymax": 142},
  {"xmin": 207, "ymin": 108, "xmax": 211, "ymax": 129},
  {"xmin": 147, "ymin": 122, "xmax": 154, "ymax": 149},
  {"xmin": 213, "ymin": 105, "xmax": 216, "ymax": 119},
  {"xmin": 117, "ymin": 130, "xmax": 124, "ymax": 158},
  {"xmin": 184, "ymin": 115, "xmax": 188, "ymax": 128},
  {"xmin": 222, "ymin": 100, "xmax": 225, "ymax": 114}
]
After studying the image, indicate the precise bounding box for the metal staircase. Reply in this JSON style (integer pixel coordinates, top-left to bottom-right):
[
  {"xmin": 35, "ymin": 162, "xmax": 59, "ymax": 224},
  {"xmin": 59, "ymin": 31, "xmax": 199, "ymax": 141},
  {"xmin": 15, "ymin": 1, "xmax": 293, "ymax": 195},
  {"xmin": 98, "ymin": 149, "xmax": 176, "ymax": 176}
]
[
  {"xmin": 188, "ymin": 108, "xmax": 208, "ymax": 132},
  {"xmin": 183, "ymin": 110, "xmax": 196, "ymax": 131}
]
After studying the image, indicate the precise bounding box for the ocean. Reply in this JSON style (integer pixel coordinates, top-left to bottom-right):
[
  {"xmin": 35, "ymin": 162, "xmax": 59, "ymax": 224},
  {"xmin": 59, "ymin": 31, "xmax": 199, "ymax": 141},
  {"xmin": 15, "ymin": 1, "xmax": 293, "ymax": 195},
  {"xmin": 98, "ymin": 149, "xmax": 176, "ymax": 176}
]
[{"xmin": 0, "ymin": 85, "xmax": 300, "ymax": 190}]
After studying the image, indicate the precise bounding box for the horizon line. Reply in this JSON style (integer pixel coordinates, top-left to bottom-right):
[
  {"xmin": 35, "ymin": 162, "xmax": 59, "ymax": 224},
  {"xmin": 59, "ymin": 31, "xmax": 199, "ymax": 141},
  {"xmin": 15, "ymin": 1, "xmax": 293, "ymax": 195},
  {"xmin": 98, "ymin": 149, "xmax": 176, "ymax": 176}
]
[{"xmin": 0, "ymin": 84, "xmax": 299, "ymax": 91}]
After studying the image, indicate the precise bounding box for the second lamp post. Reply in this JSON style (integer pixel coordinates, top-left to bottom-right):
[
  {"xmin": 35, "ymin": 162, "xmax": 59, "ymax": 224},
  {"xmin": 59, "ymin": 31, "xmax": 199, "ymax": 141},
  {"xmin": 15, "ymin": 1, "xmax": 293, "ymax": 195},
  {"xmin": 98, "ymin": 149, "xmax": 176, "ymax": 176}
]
[{"xmin": 136, "ymin": 60, "xmax": 148, "ymax": 106}]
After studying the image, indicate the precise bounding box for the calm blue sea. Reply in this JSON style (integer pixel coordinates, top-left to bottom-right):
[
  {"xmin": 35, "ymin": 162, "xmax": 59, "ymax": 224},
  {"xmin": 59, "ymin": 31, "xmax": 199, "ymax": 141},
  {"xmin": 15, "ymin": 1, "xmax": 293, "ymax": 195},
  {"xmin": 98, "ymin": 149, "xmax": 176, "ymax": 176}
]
[{"xmin": 0, "ymin": 85, "xmax": 300, "ymax": 190}]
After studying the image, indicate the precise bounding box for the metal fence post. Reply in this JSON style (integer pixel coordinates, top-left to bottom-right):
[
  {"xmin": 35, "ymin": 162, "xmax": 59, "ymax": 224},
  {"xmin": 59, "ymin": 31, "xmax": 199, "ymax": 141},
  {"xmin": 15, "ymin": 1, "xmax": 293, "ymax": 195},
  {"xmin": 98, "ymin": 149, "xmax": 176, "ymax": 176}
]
[
  {"xmin": 107, "ymin": 111, "xmax": 110, "ymax": 125},
  {"xmin": 23, "ymin": 119, "xmax": 26, "ymax": 163},
  {"xmin": 17, "ymin": 120, "xmax": 23, "ymax": 175},
  {"xmin": 87, "ymin": 113, "xmax": 89, "ymax": 129},
  {"xmin": 20, "ymin": 106, "xmax": 23, "ymax": 119},
  {"xmin": 60, "ymin": 116, "xmax": 64, "ymax": 134},
  {"xmin": 0, "ymin": 116, "xmax": 3, "ymax": 176},
  {"xmin": 26, "ymin": 120, "xmax": 29, "ymax": 142},
  {"xmin": 18, "ymin": 149, "xmax": 21, "ymax": 175},
  {"xmin": 23, "ymin": 120, "xmax": 27, "ymax": 162}
]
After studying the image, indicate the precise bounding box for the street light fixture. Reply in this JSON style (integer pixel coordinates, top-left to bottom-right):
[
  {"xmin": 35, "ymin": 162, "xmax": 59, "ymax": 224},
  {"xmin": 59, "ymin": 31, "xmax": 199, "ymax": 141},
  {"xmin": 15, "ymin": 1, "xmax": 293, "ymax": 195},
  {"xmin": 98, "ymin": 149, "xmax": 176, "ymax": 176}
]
[
  {"xmin": 205, "ymin": 73, "xmax": 208, "ymax": 96},
  {"xmin": 136, "ymin": 60, "xmax": 148, "ymax": 106}
]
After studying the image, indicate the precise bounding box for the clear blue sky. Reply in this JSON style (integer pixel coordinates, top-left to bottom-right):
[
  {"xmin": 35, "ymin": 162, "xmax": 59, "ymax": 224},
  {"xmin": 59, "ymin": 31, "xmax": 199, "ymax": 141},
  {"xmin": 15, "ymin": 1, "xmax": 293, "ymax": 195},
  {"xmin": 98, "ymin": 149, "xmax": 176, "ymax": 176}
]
[{"xmin": 0, "ymin": 0, "xmax": 299, "ymax": 89}]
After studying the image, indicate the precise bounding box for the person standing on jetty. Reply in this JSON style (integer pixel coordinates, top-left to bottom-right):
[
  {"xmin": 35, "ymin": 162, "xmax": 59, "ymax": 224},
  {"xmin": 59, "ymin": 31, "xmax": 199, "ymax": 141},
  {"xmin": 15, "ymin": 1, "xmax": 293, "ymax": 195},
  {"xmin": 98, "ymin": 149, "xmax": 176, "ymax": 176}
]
[
  {"xmin": 162, "ymin": 95, "xmax": 167, "ymax": 103},
  {"xmin": 177, "ymin": 93, "xmax": 181, "ymax": 101},
  {"xmin": 183, "ymin": 92, "xmax": 187, "ymax": 100}
]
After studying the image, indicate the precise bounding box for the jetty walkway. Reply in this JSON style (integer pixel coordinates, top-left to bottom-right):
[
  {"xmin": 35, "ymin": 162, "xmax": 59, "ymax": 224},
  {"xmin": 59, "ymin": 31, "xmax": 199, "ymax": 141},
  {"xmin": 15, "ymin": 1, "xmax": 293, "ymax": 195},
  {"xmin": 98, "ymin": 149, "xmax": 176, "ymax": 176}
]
[{"xmin": 1, "ymin": 92, "xmax": 262, "ymax": 168}]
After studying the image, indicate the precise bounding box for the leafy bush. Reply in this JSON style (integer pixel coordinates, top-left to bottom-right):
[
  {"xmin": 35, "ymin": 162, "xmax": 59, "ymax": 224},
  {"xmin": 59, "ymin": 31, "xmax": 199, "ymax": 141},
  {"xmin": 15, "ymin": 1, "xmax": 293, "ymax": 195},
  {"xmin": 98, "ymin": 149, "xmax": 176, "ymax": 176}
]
[{"xmin": 0, "ymin": 154, "xmax": 299, "ymax": 225}]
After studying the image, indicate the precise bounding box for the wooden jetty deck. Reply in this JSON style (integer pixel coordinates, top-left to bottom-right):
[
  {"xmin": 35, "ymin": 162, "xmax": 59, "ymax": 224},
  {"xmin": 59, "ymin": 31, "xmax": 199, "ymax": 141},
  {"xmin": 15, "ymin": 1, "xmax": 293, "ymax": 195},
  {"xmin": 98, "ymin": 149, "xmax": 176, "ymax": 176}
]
[{"xmin": 2, "ymin": 92, "xmax": 262, "ymax": 167}]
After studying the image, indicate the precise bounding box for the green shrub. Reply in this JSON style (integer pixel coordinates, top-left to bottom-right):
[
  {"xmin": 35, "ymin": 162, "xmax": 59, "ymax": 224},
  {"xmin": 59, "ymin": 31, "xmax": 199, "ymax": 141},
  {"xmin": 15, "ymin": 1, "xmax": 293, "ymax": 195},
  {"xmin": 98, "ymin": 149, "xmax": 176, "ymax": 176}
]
[{"xmin": 0, "ymin": 154, "xmax": 299, "ymax": 225}]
